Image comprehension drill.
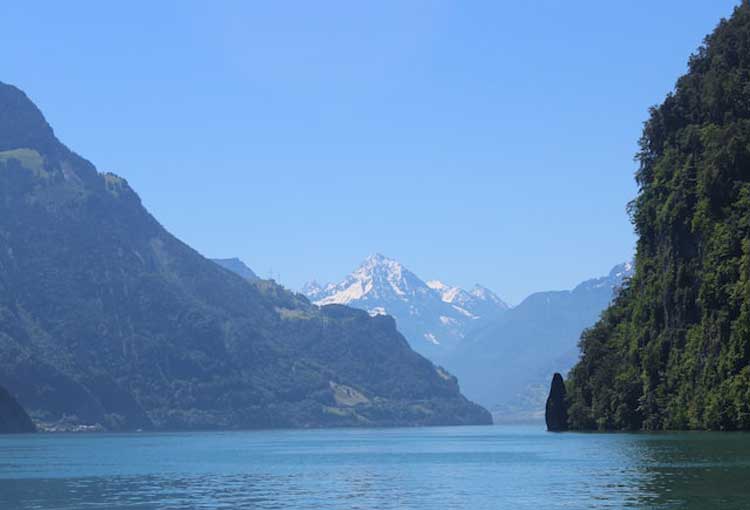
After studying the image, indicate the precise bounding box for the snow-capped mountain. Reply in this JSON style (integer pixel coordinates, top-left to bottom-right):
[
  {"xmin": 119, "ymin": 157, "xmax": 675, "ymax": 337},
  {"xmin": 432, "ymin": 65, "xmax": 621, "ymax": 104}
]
[
  {"xmin": 303, "ymin": 254, "xmax": 635, "ymax": 420},
  {"xmin": 427, "ymin": 280, "xmax": 509, "ymax": 319},
  {"xmin": 574, "ymin": 261, "xmax": 634, "ymax": 293},
  {"xmin": 306, "ymin": 254, "xmax": 434, "ymax": 307},
  {"xmin": 302, "ymin": 254, "xmax": 508, "ymax": 358}
]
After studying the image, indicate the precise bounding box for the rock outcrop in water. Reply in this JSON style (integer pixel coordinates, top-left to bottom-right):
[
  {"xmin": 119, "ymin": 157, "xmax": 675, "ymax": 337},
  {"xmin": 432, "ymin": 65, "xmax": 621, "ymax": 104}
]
[
  {"xmin": 0, "ymin": 385, "xmax": 35, "ymax": 433},
  {"xmin": 545, "ymin": 373, "xmax": 568, "ymax": 432}
]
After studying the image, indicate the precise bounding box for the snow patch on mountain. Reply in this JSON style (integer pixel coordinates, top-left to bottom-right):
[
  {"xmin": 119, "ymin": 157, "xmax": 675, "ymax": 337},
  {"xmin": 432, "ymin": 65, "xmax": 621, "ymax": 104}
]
[
  {"xmin": 303, "ymin": 254, "xmax": 508, "ymax": 357},
  {"xmin": 424, "ymin": 333, "xmax": 440, "ymax": 345},
  {"xmin": 440, "ymin": 316, "xmax": 458, "ymax": 326},
  {"xmin": 576, "ymin": 261, "xmax": 635, "ymax": 291},
  {"xmin": 429, "ymin": 279, "xmax": 509, "ymax": 314}
]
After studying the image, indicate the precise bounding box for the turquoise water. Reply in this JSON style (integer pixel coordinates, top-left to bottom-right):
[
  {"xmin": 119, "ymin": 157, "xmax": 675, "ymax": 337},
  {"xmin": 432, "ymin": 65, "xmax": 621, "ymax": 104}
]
[{"xmin": 1, "ymin": 425, "xmax": 750, "ymax": 509}]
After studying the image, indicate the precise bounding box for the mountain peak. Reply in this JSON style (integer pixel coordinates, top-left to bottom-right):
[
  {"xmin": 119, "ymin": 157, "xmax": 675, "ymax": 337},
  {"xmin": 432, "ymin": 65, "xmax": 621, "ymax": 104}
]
[
  {"xmin": 301, "ymin": 280, "xmax": 323, "ymax": 295},
  {"xmin": 0, "ymin": 82, "xmax": 101, "ymax": 187},
  {"xmin": 361, "ymin": 253, "xmax": 402, "ymax": 272},
  {"xmin": 428, "ymin": 280, "xmax": 508, "ymax": 311},
  {"xmin": 469, "ymin": 284, "xmax": 508, "ymax": 307},
  {"xmin": 303, "ymin": 254, "xmax": 509, "ymax": 356},
  {"xmin": 426, "ymin": 280, "xmax": 448, "ymax": 291},
  {"xmin": 609, "ymin": 261, "xmax": 634, "ymax": 280},
  {"xmin": 573, "ymin": 261, "xmax": 634, "ymax": 293},
  {"xmin": 0, "ymin": 82, "xmax": 59, "ymax": 156},
  {"xmin": 366, "ymin": 252, "xmax": 389, "ymax": 263},
  {"xmin": 314, "ymin": 253, "xmax": 417, "ymax": 306}
]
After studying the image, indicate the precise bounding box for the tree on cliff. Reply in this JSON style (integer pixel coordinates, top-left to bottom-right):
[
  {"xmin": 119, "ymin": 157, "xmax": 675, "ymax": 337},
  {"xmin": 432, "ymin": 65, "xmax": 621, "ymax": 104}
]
[{"xmin": 568, "ymin": 1, "xmax": 750, "ymax": 431}]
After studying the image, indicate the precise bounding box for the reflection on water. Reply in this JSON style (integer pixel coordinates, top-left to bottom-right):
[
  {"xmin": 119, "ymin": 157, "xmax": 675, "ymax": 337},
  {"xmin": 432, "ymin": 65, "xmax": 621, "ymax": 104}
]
[
  {"xmin": 626, "ymin": 433, "xmax": 750, "ymax": 509},
  {"xmin": 1, "ymin": 427, "xmax": 750, "ymax": 509}
]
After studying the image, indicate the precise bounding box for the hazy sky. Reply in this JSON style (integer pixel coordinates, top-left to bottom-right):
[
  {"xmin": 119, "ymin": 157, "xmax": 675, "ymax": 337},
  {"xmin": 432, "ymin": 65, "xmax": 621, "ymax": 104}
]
[{"xmin": 3, "ymin": 1, "xmax": 739, "ymax": 303}]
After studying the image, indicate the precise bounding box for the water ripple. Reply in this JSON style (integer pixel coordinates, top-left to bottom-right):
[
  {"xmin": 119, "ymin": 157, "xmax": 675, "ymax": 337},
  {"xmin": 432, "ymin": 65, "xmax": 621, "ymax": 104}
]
[{"xmin": 2, "ymin": 426, "xmax": 750, "ymax": 509}]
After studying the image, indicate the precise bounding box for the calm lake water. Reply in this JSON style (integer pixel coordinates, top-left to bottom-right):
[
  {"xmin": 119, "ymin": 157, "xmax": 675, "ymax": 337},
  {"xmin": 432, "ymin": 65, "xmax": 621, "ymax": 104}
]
[{"xmin": 1, "ymin": 425, "xmax": 750, "ymax": 509}]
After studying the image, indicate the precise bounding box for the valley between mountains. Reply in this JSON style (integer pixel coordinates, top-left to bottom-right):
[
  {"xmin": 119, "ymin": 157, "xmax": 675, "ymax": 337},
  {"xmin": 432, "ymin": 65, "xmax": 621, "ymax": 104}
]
[
  {"xmin": 0, "ymin": 75, "xmax": 633, "ymax": 430},
  {"xmin": 0, "ymin": 81, "xmax": 491, "ymax": 431},
  {"xmin": 217, "ymin": 254, "xmax": 633, "ymax": 420}
]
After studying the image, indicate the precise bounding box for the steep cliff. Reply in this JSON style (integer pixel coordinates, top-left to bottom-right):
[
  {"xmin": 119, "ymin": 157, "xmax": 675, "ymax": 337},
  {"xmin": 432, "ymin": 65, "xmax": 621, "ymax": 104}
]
[{"xmin": 568, "ymin": 3, "xmax": 750, "ymax": 431}]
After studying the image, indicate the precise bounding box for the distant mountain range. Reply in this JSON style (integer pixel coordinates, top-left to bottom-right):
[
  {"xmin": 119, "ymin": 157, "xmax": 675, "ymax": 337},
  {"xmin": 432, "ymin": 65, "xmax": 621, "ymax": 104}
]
[
  {"xmin": 303, "ymin": 254, "xmax": 509, "ymax": 359},
  {"xmin": 212, "ymin": 258, "xmax": 260, "ymax": 282},
  {"xmin": 449, "ymin": 262, "xmax": 633, "ymax": 420},
  {"xmin": 0, "ymin": 82, "xmax": 490, "ymax": 431},
  {"xmin": 302, "ymin": 255, "xmax": 632, "ymax": 421}
]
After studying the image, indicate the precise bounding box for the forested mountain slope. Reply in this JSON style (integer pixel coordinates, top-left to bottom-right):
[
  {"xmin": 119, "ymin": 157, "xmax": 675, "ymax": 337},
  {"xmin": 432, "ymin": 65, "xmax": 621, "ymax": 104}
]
[
  {"xmin": 0, "ymin": 82, "xmax": 490, "ymax": 430},
  {"xmin": 568, "ymin": 2, "xmax": 750, "ymax": 431}
]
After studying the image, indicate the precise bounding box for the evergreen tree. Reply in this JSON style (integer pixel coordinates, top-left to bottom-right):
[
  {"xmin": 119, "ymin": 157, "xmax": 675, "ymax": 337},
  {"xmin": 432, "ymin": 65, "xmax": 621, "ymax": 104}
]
[{"xmin": 568, "ymin": 1, "xmax": 750, "ymax": 431}]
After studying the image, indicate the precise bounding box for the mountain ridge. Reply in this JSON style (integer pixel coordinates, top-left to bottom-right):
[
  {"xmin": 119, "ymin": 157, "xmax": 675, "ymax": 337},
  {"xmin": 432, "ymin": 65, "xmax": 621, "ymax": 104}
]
[
  {"xmin": 437, "ymin": 261, "xmax": 634, "ymax": 418},
  {"xmin": 0, "ymin": 82, "xmax": 491, "ymax": 430},
  {"xmin": 212, "ymin": 258, "xmax": 260, "ymax": 282},
  {"xmin": 303, "ymin": 254, "xmax": 509, "ymax": 358},
  {"xmin": 301, "ymin": 254, "xmax": 634, "ymax": 420}
]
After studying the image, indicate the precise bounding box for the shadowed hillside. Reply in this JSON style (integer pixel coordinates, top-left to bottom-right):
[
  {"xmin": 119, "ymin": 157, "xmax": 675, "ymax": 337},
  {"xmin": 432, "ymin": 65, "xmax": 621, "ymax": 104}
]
[{"xmin": 0, "ymin": 82, "xmax": 491, "ymax": 431}]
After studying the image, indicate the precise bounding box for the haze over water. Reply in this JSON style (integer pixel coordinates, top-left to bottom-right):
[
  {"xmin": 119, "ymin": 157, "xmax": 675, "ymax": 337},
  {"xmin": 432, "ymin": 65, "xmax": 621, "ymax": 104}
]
[{"xmin": 2, "ymin": 425, "xmax": 750, "ymax": 509}]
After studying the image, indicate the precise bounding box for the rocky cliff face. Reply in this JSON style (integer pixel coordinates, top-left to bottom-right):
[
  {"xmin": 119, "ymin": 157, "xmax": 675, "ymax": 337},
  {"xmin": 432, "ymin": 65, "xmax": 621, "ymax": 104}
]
[{"xmin": 0, "ymin": 82, "xmax": 491, "ymax": 431}]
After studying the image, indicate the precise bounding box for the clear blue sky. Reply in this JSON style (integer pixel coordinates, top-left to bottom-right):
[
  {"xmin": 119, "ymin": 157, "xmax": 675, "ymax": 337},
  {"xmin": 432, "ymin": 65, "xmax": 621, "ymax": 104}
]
[{"xmin": 3, "ymin": 1, "xmax": 739, "ymax": 303}]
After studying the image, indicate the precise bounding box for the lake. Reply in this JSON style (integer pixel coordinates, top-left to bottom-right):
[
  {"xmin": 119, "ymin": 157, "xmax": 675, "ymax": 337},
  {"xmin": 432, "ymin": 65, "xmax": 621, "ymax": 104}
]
[{"xmin": 1, "ymin": 425, "xmax": 750, "ymax": 509}]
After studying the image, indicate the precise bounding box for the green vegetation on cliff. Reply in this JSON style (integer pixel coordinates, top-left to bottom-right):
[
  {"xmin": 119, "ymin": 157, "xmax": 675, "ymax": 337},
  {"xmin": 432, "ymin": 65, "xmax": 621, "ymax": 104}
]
[{"xmin": 568, "ymin": 2, "xmax": 750, "ymax": 431}]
